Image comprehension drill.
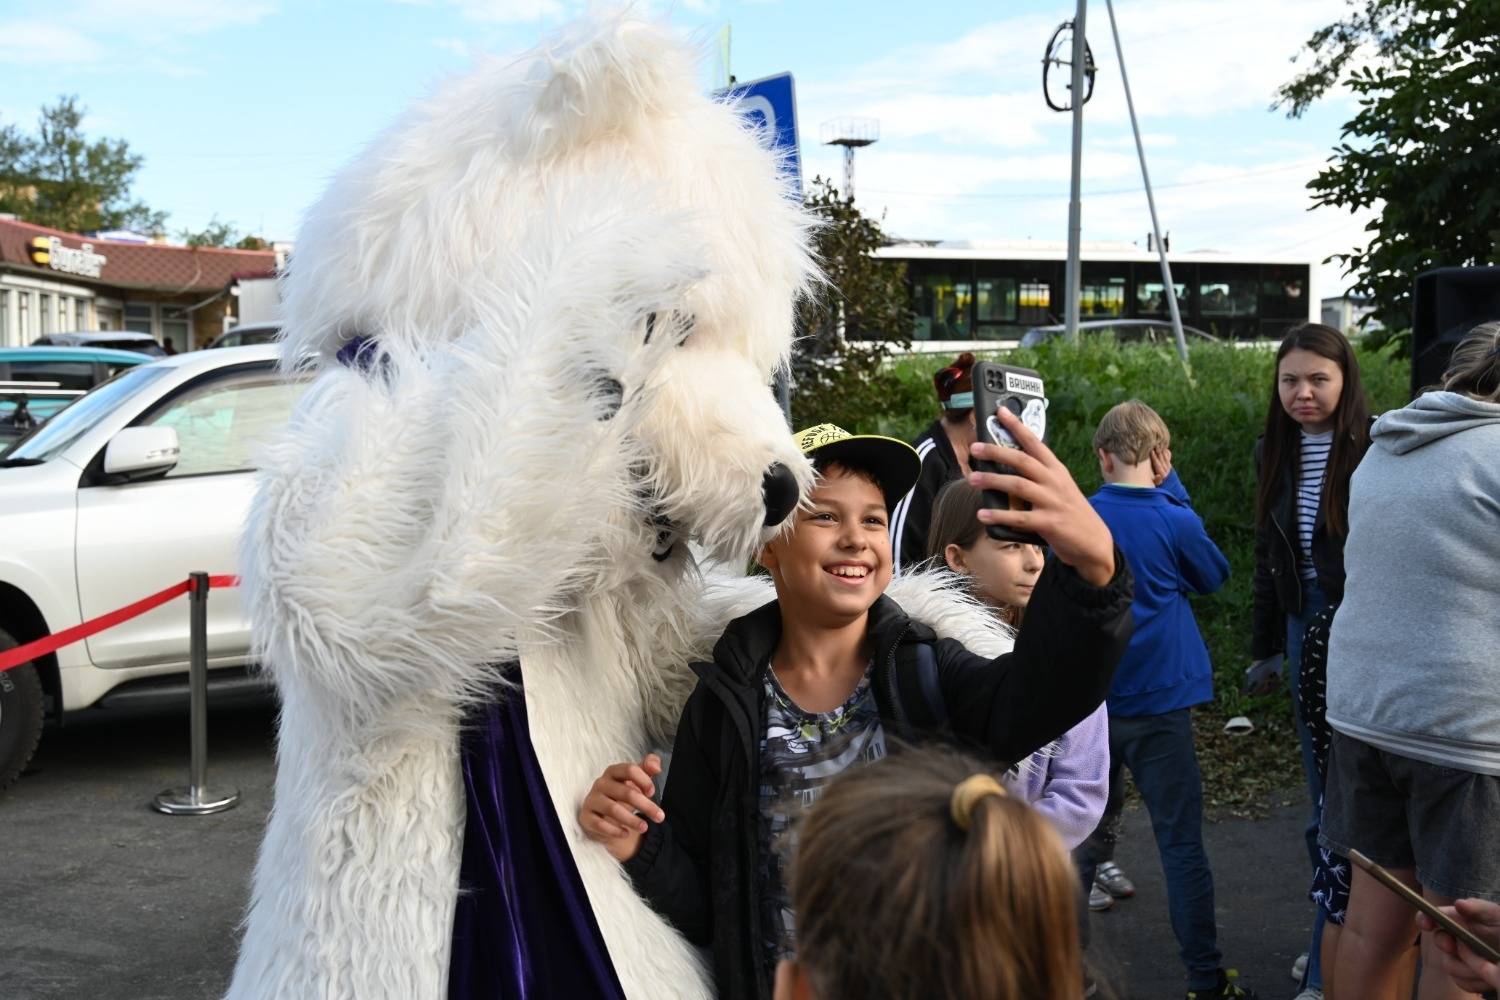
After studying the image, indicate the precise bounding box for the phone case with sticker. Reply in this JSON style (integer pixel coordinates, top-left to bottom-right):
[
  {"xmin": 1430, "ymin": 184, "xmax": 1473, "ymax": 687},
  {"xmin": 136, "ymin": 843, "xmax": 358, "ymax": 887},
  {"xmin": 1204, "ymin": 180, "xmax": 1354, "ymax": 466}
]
[{"xmin": 970, "ymin": 362, "xmax": 1047, "ymax": 546}]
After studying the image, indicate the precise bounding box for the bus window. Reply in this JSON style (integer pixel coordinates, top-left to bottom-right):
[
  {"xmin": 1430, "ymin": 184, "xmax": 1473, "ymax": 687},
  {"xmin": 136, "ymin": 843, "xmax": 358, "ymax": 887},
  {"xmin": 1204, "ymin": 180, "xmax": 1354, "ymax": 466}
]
[
  {"xmin": 1260, "ymin": 265, "xmax": 1309, "ymax": 319},
  {"xmin": 1135, "ymin": 280, "xmax": 1188, "ymax": 316},
  {"xmin": 909, "ymin": 262, "xmax": 974, "ymax": 340},
  {"xmin": 1018, "ymin": 281, "xmax": 1052, "ymax": 325},
  {"xmin": 1080, "ymin": 264, "xmax": 1129, "ymax": 319},
  {"xmin": 976, "ymin": 276, "xmax": 1018, "ymax": 324}
]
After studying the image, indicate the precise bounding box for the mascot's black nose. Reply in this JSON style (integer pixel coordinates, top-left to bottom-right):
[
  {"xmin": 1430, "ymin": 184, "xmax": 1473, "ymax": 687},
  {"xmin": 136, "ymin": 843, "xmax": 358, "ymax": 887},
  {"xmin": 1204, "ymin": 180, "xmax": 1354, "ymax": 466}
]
[{"xmin": 761, "ymin": 462, "xmax": 799, "ymax": 527}]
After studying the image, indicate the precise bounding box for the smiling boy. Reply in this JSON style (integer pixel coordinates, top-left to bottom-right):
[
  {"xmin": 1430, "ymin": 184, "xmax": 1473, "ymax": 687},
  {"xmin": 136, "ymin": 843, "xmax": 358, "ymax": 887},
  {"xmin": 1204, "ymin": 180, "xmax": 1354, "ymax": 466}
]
[{"xmin": 580, "ymin": 411, "xmax": 1135, "ymax": 1000}]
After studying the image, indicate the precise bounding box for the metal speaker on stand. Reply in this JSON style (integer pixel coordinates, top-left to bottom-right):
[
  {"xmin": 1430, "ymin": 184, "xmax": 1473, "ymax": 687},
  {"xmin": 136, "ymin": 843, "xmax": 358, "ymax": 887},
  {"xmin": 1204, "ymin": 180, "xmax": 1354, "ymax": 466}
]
[{"xmin": 1412, "ymin": 266, "xmax": 1500, "ymax": 397}]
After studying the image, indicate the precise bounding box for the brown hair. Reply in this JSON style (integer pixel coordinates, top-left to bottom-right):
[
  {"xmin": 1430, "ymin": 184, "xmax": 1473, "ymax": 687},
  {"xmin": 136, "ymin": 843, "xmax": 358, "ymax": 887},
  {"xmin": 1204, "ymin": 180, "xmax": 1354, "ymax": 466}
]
[
  {"xmin": 815, "ymin": 457, "xmax": 883, "ymax": 494},
  {"xmin": 1092, "ymin": 399, "xmax": 1171, "ymax": 465},
  {"xmin": 1254, "ymin": 323, "xmax": 1370, "ymax": 538},
  {"xmin": 1441, "ymin": 321, "xmax": 1500, "ymax": 403},
  {"xmin": 788, "ymin": 748, "xmax": 1082, "ymax": 1000},
  {"xmin": 925, "ymin": 480, "xmax": 1025, "ymax": 626}
]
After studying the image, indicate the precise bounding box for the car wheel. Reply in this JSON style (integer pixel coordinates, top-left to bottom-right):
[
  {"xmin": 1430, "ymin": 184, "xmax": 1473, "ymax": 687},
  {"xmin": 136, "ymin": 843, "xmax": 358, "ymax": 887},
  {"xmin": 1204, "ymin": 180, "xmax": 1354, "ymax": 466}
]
[{"xmin": 0, "ymin": 627, "xmax": 45, "ymax": 792}]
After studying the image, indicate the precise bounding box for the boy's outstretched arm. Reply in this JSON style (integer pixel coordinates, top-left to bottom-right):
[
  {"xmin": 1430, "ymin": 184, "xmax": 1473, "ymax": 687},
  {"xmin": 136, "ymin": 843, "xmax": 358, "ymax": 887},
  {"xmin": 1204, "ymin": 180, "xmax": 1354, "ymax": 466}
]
[{"xmin": 945, "ymin": 406, "xmax": 1134, "ymax": 764}]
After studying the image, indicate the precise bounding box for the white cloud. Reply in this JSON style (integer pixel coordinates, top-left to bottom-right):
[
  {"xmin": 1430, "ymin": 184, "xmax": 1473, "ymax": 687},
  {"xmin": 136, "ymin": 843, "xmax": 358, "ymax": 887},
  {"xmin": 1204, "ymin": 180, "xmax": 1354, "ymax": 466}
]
[
  {"xmin": 0, "ymin": 21, "xmax": 107, "ymax": 66},
  {"xmin": 72, "ymin": 0, "xmax": 274, "ymax": 35},
  {"xmin": 0, "ymin": 0, "xmax": 276, "ymax": 68},
  {"xmin": 455, "ymin": 0, "xmax": 567, "ymax": 22},
  {"xmin": 432, "ymin": 36, "xmax": 476, "ymax": 60},
  {"xmin": 397, "ymin": 0, "xmax": 567, "ymax": 23}
]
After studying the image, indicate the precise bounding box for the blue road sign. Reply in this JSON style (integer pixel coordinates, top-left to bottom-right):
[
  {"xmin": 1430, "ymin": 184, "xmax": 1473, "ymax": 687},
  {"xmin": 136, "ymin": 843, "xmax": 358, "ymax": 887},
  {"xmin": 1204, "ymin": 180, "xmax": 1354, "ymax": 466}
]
[{"xmin": 717, "ymin": 72, "xmax": 802, "ymax": 195}]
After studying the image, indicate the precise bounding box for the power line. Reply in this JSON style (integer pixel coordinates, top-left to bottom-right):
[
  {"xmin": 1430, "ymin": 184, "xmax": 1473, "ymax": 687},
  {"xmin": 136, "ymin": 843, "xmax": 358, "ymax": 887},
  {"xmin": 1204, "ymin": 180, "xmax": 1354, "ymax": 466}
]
[{"xmin": 861, "ymin": 159, "xmax": 1323, "ymax": 202}]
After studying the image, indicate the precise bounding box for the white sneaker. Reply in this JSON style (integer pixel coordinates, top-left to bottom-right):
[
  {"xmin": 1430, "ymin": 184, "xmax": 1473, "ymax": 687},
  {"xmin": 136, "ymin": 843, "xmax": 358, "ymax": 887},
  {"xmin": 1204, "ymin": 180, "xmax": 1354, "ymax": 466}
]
[
  {"xmin": 1088, "ymin": 883, "xmax": 1114, "ymax": 911},
  {"xmin": 1292, "ymin": 989, "xmax": 1322, "ymax": 1000},
  {"xmin": 1289, "ymin": 953, "xmax": 1308, "ymax": 983}
]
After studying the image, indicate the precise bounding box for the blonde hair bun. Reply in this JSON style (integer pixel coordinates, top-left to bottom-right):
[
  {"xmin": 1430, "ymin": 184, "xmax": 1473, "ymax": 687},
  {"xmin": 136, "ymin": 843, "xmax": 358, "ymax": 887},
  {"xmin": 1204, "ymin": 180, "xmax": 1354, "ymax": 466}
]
[{"xmin": 950, "ymin": 773, "xmax": 1007, "ymax": 831}]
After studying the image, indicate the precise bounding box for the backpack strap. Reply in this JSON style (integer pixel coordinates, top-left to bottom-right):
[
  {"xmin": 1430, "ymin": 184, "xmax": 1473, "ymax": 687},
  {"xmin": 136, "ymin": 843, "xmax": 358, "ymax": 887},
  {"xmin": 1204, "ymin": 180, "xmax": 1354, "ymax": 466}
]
[
  {"xmin": 889, "ymin": 640, "xmax": 949, "ymax": 736},
  {"xmin": 914, "ymin": 643, "xmax": 949, "ymax": 730}
]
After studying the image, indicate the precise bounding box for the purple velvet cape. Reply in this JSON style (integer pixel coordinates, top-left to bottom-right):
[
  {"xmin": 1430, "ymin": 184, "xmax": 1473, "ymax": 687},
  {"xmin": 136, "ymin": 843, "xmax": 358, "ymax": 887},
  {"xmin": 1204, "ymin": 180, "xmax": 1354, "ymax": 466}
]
[
  {"xmin": 447, "ymin": 661, "xmax": 626, "ymax": 999},
  {"xmin": 333, "ymin": 344, "xmax": 625, "ymax": 997}
]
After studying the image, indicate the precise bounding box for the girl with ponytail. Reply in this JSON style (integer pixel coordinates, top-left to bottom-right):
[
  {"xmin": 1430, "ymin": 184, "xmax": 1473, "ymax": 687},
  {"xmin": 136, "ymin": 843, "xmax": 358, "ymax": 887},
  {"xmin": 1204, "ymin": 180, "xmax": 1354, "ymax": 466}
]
[{"xmin": 774, "ymin": 748, "xmax": 1084, "ymax": 1000}]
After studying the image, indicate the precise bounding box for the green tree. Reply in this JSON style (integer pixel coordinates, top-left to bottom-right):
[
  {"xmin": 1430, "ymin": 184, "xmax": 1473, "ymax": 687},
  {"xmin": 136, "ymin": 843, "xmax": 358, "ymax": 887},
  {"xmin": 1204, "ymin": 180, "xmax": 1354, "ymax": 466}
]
[
  {"xmin": 0, "ymin": 96, "xmax": 166, "ymax": 234},
  {"xmin": 180, "ymin": 215, "xmax": 240, "ymax": 247},
  {"xmin": 790, "ymin": 177, "xmax": 916, "ymax": 433},
  {"xmin": 1276, "ymin": 1, "xmax": 1500, "ymax": 353}
]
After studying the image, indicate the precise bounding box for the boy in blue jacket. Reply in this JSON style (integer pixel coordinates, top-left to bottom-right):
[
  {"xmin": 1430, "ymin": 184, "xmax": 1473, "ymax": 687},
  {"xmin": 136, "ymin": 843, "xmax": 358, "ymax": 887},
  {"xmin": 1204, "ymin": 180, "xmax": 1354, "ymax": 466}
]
[{"xmin": 1079, "ymin": 400, "xmax": 1253, "ymax": 1000}]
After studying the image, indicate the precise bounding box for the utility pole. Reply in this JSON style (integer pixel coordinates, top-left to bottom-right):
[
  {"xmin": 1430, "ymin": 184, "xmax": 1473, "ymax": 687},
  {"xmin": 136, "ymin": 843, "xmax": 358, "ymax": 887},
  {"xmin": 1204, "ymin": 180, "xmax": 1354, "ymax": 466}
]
[
  {"xmin": 1064, "ymin": 0, "xmax": 1088, "ymax": 341},
  {"xmin": 1045, "ymin": 8, "xmax": 1094, "ymax": 340}
]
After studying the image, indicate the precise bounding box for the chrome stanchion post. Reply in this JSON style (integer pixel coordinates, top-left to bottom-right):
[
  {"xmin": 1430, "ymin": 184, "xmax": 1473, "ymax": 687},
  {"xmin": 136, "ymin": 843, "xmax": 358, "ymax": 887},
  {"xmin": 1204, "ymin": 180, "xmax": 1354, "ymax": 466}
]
[{"xmin": 153, "ymin": 572, "xmax": 240, "ymax": 815}]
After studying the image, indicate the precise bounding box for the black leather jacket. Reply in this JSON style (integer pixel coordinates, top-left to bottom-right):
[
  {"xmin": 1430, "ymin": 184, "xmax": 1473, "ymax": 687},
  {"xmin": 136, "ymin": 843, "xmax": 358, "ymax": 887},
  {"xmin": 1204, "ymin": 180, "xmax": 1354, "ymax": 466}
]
[{"xmin": 1251, "ymin": 434, "xmax": 1357, "ymax": 659}]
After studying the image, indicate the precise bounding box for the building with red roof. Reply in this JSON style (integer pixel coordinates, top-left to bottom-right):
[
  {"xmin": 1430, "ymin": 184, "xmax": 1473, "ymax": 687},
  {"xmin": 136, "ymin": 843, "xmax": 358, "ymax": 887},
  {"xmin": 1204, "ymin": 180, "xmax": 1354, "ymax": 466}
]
[{"xmin": 0, "ymin": 215, "xmax": 281, "ymax": 350}]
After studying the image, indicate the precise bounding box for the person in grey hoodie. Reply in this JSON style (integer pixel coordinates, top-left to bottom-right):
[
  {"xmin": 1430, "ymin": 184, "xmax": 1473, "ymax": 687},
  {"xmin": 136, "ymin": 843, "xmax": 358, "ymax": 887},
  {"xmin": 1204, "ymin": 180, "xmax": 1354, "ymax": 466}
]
[{"xmin": 1320, "ymin": 322, "xmax": 1500, "ymax": 1000}]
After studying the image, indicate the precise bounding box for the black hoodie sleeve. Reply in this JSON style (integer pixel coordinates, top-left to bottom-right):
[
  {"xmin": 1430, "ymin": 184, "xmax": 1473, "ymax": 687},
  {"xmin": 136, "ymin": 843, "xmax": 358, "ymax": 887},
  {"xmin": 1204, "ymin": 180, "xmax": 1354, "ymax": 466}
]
[
  {"xmin": 892, "ymin": 434, "xmax": 950, "ymax": 574},
  {"xmin": 933, "ymin": 550, "xmax": 1134, "ymax": 765},
  {"xmin": 622, "ymin": 688, "xmax": 716, "ymax": 946}
]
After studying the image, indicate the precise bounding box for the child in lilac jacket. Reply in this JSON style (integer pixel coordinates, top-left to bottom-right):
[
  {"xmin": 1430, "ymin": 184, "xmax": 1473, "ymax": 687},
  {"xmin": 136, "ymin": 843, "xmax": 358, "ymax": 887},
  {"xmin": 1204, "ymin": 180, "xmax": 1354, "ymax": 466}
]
[
  {"xmin": 924, "ymin": 479, "xmax": 1109, "ymax": 848},
  {"xmin": 1007, "ymin": 705, "xmax": 1110, "ymax": 849}
]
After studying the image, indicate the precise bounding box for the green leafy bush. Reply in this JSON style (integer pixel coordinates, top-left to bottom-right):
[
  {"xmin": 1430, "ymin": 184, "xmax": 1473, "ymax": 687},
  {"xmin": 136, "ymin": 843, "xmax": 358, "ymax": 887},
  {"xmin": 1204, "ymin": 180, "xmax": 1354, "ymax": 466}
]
[{"xmin": 801, "ymin": 337, "xmax": 1409, "ymax": 719}]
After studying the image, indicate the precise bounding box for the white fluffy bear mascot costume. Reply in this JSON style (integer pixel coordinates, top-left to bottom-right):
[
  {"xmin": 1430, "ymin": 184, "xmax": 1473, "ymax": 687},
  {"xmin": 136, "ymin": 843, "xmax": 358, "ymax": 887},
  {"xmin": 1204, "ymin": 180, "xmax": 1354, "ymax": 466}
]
[{"xmin": 227, "ymin": 11, "xmax": 1014, "ymax": 1000}]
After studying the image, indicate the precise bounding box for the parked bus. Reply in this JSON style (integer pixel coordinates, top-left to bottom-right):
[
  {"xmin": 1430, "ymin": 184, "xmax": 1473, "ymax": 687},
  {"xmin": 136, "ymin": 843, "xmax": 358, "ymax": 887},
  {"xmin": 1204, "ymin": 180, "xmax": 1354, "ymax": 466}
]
[{"xmin": 869, "ymin": 241, "xmax": 1317, "ymax": 353}]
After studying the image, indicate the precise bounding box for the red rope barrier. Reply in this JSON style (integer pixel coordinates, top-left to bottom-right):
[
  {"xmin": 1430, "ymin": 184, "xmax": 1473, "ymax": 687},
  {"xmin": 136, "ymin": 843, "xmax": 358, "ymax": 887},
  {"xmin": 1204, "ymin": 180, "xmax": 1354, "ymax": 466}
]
[{"xmin": 0, "ymin": 575, "xmax": 240, "ymax": 673}]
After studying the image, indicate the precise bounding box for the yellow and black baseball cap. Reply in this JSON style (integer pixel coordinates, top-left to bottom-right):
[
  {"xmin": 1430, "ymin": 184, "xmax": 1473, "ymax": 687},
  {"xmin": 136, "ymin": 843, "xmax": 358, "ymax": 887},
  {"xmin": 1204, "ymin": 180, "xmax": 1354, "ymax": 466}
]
[{"xmin": 793, "ymin": 423, "xmax": 922, "ymax": 510}]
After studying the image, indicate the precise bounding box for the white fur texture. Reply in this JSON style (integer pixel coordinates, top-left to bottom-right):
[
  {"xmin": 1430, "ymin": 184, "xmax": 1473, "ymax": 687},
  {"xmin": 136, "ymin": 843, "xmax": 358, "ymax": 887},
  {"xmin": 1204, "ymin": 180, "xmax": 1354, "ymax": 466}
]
[{"xmin": 228, "ymin": 12, "xmax": 1012, "ymax": 1000}]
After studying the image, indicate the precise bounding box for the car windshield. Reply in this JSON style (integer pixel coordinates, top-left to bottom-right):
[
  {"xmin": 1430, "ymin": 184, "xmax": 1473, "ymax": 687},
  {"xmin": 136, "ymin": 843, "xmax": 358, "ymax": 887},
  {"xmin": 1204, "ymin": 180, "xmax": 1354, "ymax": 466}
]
[{"xmin": 0, "ymin": 364, "xmax": 174, "ymax": 464}]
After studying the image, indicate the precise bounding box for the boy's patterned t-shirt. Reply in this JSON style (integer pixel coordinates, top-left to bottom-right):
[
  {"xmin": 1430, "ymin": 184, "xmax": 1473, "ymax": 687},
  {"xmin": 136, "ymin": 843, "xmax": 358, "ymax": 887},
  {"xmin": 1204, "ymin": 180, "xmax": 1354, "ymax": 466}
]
[{"xmin": 757, "ymin": 661, "xmax": 887, "ymax": 973}]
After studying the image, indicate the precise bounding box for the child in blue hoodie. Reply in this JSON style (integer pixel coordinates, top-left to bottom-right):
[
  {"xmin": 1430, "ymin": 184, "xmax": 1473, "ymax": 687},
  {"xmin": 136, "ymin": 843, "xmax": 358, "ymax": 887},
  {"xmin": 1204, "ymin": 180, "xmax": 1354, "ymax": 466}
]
[{"xmin": 1078, "ymin": 400, "xmax": 1251, "ymax": 1000}]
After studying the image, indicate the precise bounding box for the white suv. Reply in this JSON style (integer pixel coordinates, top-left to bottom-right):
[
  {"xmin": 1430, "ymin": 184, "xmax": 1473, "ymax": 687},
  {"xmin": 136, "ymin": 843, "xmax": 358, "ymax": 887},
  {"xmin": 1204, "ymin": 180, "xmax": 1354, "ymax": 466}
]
[{"xmin": 0, "ymin": 345, "xmax": 306, "ymax": 788}]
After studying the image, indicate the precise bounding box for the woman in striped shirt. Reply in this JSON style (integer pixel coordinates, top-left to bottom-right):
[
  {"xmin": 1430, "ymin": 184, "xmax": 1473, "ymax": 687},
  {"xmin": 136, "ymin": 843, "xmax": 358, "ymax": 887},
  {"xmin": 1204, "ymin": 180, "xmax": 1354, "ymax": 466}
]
[{"xmin": 1249, "ymin": 323, "xmax": 1372, "ymax": 999}]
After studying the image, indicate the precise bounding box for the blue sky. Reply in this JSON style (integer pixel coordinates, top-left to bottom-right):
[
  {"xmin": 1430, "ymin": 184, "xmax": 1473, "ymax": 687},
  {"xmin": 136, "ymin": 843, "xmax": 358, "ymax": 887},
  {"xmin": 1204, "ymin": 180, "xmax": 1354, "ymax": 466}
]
[{"xmin": 0, "ymin": 0, "xmax": 1370, "ymax": 292}]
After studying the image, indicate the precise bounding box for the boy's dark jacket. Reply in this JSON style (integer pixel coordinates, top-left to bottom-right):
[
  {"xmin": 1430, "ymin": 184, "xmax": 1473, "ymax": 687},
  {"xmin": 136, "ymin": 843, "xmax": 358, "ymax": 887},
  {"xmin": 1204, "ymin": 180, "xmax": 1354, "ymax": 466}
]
[{"xmin": 624, "ymin": 554, "xmax": 1134, "ymax": 1000}]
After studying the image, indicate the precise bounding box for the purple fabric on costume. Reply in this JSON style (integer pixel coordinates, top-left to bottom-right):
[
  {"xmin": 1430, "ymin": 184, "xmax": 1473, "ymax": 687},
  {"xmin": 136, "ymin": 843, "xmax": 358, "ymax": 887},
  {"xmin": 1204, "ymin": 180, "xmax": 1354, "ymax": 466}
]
[
  {"xmin": 1004, "ymin": 702, "xmax": 1110, "ymax": 850},
  {"xmin": 448, "ymin": 662, "xmax": 626, "ymax": 1000}
]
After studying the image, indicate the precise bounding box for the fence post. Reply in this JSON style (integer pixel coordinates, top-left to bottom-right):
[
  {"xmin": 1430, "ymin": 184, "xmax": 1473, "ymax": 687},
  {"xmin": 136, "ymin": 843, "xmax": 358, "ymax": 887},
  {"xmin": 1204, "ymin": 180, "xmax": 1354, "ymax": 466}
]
[{"xmin": 152, "ymin": 572, "xmax": 240, "ymax": 816}]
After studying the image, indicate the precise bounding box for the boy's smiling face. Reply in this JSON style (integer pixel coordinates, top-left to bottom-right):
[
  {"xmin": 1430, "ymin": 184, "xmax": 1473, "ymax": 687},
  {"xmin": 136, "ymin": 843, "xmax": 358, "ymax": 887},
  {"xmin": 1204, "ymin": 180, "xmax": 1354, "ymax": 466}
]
[{"xmin": 758, "ymin": 466, "xmax": 893, "ymax": 625}]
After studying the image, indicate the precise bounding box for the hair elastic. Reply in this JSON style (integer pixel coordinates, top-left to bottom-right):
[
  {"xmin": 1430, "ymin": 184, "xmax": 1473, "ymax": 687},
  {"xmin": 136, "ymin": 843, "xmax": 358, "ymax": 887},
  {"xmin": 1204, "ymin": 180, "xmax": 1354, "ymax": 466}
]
[{"xmin": 950, "ymin": 773, "xmax": 1007, "ymax": 831}]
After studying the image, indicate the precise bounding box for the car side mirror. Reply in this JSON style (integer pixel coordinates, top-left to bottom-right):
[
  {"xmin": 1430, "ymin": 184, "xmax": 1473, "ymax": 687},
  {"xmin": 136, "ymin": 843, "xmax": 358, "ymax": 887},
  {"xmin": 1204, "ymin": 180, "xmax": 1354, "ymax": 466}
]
[{"xmin": 104, "ymin": 426, "xmax": 180, "ymax": 480}]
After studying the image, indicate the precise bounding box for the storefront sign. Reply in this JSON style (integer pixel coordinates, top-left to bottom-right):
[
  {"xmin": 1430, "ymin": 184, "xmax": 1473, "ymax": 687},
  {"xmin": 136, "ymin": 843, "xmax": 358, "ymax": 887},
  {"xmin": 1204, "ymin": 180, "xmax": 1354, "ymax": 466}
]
[{"xmin": 27, "ymin": 235, "xmax": 108, "ymax": 279}]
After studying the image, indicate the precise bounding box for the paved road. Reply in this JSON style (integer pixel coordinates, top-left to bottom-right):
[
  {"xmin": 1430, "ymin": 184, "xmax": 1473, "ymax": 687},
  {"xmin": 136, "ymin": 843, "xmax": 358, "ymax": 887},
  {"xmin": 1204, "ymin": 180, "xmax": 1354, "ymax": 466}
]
[{"xmin": 1, "ymin": 703, "xmax": 1315, "ymax": 999}]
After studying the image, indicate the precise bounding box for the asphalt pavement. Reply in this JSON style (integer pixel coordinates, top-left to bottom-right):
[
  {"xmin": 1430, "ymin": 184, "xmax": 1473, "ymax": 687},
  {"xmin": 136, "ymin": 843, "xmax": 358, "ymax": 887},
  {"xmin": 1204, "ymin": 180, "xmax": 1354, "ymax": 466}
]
[{"xmin": 1, "ymin": 703, "xmax": 1315, "ymax": 1000}]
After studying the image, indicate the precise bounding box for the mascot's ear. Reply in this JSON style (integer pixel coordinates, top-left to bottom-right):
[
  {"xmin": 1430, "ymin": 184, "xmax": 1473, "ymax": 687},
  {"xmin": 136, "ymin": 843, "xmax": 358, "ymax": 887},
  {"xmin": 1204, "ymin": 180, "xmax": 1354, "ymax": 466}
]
[{"xmin": 510, "ymin": 16, "xmax": 697, "ymax": 162}]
